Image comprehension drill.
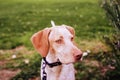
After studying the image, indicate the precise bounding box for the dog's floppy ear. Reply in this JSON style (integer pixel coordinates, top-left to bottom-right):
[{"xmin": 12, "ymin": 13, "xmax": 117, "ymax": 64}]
[
  {"xmin": 31, "ymin": 28, "xmax": 51, "ymax": 57},
  {"xmin": 64, "ymin": 25, "xmax": 78, "ymax": 46},
  {"xmin": 64, "ymin": 25, "xmax": 75, "ymax": 37}
]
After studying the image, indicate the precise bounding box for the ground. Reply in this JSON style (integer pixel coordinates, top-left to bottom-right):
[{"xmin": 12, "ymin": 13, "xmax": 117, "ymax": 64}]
[
  {"xmin": 0, "ymin": 45, "xmax": 112, "ymax": 80},
  {"xmin": 0, "ymin": 46, "xmax": 36, "ymax": 80},
  {"xmin": 0, "ymin": 69, "xmax": 20, "ymax": 80}
]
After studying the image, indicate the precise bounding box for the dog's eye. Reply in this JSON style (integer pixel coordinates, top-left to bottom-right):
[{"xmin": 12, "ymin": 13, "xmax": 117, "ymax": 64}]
[{"xmin": 55, "ymin": 39, "xmax": 63, "ymax": 44}]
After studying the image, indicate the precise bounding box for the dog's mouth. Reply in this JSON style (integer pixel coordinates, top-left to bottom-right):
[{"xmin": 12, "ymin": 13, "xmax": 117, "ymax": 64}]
[
  {"xmin": 57, "ymin": 52, "xmax": 89, "ymax": 65},
  {"xmin": 59, "ymin": 59, "xmax": 79, "ymax": 65}
]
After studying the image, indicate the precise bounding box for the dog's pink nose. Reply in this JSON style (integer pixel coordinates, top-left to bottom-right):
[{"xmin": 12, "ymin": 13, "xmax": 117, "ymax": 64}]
[
  {"xmin": 73, "ymin": 48, "xmax": 83, "ymax": 61},
  {"xmin": 72, "ymin": 46, "xmax": 83, "ymax": 61},
  {"xmin": 75, "ymin": 54, "xmax": 82, "ymax": 61}
]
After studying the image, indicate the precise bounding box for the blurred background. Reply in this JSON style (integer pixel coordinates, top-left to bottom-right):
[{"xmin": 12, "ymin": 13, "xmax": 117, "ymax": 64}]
[{"xmin": 0, "ymin": 0, "xmax": 119, "ymax": 80}]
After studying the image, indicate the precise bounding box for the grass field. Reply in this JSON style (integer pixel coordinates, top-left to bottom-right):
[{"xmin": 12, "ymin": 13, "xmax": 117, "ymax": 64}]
[
  {"xmin": 0, "ymin": 0, "xmax": 114, "ymax": 50},
  {"xmin": 0, "ymin": 0, "xmax": 115, "ymax": 79}
]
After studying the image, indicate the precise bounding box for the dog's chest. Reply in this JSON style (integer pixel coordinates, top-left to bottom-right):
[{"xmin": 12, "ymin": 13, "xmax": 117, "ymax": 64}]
[
  {"xmin": 59, "ymin": 64, "xmax": 75, "ymax": 80},
  {"xmin": 41, "ymin": 62, "xmax": 75, "ymax": 80}
]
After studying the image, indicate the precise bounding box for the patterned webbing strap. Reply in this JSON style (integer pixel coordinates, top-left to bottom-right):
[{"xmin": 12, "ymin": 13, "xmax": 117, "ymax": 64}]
[{"xmin": 42, "ymin": 57, "xmax": 62, "ymax": 80}]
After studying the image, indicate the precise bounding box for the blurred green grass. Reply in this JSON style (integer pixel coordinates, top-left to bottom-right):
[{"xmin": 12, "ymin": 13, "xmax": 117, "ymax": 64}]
[{"xmin": 0, "ymin": 0, "xmax": 114, "ymax": 50}]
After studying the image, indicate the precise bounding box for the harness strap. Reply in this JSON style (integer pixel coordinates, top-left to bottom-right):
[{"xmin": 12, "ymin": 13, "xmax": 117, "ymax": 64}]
[{"xmin": 42, "ymin": 61, "xmax": 47, "ymax": 80}]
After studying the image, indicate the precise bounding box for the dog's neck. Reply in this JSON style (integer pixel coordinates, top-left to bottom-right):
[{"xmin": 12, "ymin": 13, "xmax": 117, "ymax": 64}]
[{"xmin": 43, "ymin": 52, "xmax": 75, "ymax": 80}]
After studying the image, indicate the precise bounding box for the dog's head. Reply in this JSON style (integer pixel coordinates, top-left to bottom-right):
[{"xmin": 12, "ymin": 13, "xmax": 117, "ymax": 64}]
[{"xmin": 31, "ymin": 25, "xmax": 82, "ymax": 64}]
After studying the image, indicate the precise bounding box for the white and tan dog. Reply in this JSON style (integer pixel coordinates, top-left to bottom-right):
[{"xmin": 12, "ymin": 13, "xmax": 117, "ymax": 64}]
[{"xmin": 31, "ymin": 21, "xmax": 83, "ymax": 80}]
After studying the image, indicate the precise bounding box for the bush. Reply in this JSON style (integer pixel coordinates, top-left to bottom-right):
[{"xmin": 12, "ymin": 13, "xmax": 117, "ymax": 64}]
[{"xmin": 101, "ymin": 0, "xmax": 120, "ymax": 79}]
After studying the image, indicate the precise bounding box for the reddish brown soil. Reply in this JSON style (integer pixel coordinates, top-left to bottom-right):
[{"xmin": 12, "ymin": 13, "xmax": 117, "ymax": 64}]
[{"xmin": 0, "ymin": 69, "xmax": 20, "ymax": 80}]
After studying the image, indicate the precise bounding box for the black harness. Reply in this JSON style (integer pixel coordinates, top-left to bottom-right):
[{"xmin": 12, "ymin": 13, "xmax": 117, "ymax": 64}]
[{"xmin": 42, "ymin": 57, "xmax": 62, "ymax": 80}]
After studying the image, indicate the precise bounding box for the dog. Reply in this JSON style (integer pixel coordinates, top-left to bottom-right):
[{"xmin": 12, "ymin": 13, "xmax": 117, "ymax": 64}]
[{"xmin": 31, "ymin": 21, "xmax": 83, "ymax": 80}]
